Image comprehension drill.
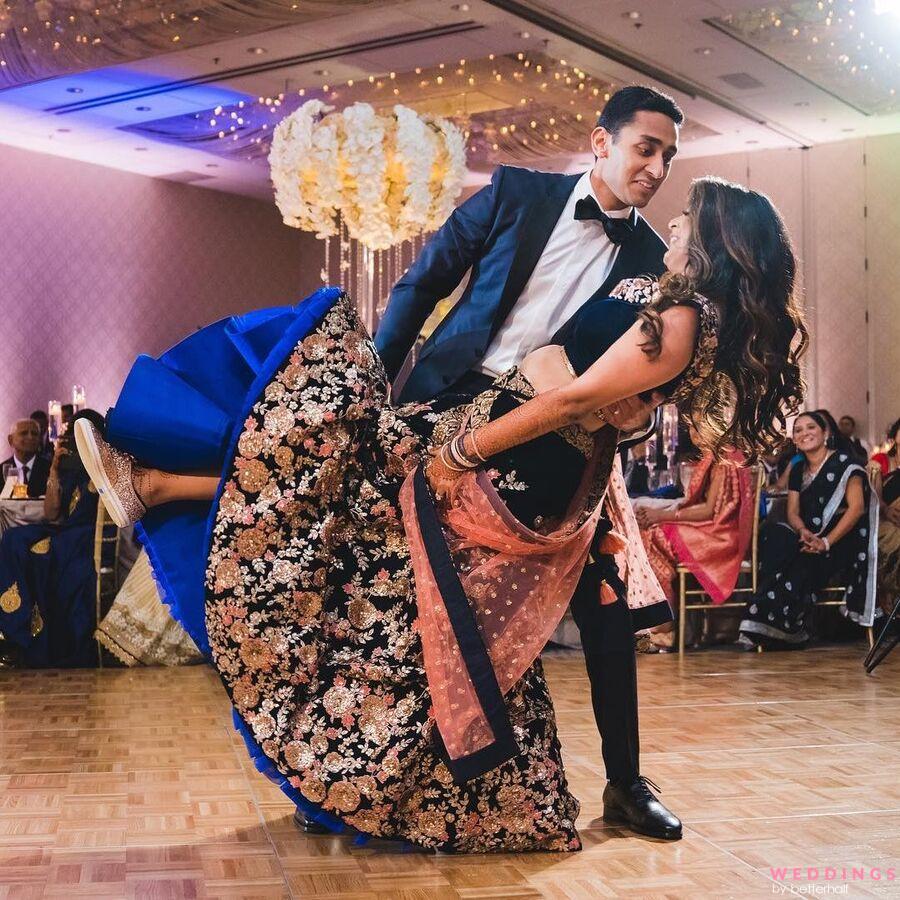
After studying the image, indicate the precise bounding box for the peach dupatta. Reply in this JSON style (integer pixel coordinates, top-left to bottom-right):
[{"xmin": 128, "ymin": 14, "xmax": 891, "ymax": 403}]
[{"xmin": 399, "ymin": 459, "xmax": 623, "ymax": 783}]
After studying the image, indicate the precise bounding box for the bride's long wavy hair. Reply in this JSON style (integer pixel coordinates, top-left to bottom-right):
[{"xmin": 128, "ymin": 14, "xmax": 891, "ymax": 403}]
[{"xmin": 641, "ymin": 176, "xmax": 808, "ymax": 462}]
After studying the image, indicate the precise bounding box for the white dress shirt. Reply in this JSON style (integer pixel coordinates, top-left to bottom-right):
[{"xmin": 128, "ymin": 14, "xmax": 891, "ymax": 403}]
[
  {"xmin": 479, "ymin": 170, "xmax": 633, "ymax": 378},
  {"xmin": 12, "ymin": 454, "xmax": 34, "ymax": 484}
]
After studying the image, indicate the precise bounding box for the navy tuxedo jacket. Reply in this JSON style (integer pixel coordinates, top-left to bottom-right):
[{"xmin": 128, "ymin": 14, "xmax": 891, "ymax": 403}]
[{"xmin": 375, "ymin": 165, "xmax": 667, "ymax": 403}]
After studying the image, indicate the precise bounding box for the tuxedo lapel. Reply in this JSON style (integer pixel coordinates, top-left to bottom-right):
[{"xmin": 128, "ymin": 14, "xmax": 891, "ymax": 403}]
[{"xmin": 490, "ymin": 173, "xmax": 580, "ymax": 340}]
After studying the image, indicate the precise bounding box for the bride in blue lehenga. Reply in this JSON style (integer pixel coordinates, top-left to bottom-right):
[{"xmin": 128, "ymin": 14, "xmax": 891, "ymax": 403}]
[{"xmin": 75, "ymin": 178, "xmax": 806, "ymax": 852}]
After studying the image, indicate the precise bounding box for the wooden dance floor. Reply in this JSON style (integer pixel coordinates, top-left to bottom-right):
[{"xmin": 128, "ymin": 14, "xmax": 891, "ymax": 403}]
[{"xmin": 1, "ymin": 645, "xmax": 897, "ymax": 898}]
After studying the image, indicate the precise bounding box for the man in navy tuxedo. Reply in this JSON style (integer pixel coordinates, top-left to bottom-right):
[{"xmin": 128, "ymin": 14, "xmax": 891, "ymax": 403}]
[{"xmin": 375, "ymin": 86, "xmax": 684, "ymax": 840}]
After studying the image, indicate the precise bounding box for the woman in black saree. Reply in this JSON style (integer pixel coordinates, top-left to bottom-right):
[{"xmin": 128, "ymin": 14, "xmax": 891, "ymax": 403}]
[
  {"xmin": 75, "ymin": 178, "xmax": 807, "ymax": 852},
  {"xmin": 739, "ymin": 411, "xmax": 877, "ymax": 650}
]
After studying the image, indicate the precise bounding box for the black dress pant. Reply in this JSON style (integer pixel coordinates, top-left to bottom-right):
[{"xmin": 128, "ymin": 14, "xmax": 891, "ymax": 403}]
[{"xmin": 434, "ymin": 369, "xmax": 640, "ymax": 785}]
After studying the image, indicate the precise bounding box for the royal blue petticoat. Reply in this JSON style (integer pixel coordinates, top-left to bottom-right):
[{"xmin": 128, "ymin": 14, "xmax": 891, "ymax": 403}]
[{"xmin": 107, "ymin": 286, "xmax": 354, "ymax": 833}]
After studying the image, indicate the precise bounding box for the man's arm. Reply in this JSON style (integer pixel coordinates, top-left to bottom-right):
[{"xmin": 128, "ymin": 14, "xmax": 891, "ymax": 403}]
[{"xmin": 374, "ymin": 167, "xmax": 504, "ymax": 381}]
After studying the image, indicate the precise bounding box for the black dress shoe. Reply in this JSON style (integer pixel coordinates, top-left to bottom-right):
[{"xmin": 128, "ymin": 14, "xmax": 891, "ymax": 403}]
[
  {"xmin": 603, "ymin": 776, "xmax": 682, "ymax": 840},
  {"xmin": 293, "ymin": 808, "xmax": 331, "ymax": 835}
]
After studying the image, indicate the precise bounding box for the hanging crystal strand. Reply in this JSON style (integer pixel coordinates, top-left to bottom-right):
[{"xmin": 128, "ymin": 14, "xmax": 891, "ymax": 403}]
[
  {"xmin": 339, "ymin": 216, "xmax": 350, "ymax": 293},
  {"xmin": 375, "ymin": 249, "xmax": 383, "ymax": 320},
  {"xmin": 356, "ymin": 241, "xmax": 362, "ymax": 322},
  {"xmin": 322, "ymin": 231, "xmax": 331, "ymax": 285}
]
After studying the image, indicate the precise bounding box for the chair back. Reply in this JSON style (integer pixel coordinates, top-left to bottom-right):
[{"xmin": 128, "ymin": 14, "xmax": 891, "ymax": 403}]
[{"xmin": 750, "ymin": 466, "xmax": 766, "ymax": 592}]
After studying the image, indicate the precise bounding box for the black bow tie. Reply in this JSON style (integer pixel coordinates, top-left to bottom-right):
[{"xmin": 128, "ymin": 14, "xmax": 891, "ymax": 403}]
[{"xmin": 573, "ymin": 195, "xmax": 634, "ymax": 245}]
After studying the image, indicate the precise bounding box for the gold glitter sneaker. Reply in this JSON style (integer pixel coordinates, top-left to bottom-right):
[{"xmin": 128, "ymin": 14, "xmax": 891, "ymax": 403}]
[{"xmin": 74, "ymin": 419, "xmax": 147, "ymax": 527}]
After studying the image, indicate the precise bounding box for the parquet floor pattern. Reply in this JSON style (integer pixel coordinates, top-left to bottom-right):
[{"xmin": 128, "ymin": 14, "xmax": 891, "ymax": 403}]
[{"xmin": 1, "ymin": 646, "xmax": 897, "ymax": 899}]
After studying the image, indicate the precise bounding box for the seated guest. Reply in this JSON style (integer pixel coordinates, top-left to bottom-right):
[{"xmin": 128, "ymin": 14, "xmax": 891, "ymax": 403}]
[
  {"xmin": 29, "ymin": 410, "xmax": 52, "ymax": 458},
  {"xmin": 739, "ymin": 411, "xmax": 875, "ymax": 650},
  {"xmin": 838, "ymin": 414, "xmax": 868, "ymax": 464},
  {"xmin": 2, "ymin": 419, "xmax": 50, "ymax": 497},
  {"xmin": 870, "ymin": 418, "xmax": 900, "ymax": 479},
  {"xmin": 623, "ymin": 441, "xmax": 652, "ymax": 497},
  {"xmin": 869, "ymin": 450, "xmax": 900, "ymax": 619},
  {"xmin": 634, "ymin": 433, "xmax": 754, "ymax": 648},
  {"xmin": 0, "ymin": 409, "xmax": 103, "ymax": 668},
  {"xmin": 771, "ymin": 410, "xmax": 854, "ymax": 492}
]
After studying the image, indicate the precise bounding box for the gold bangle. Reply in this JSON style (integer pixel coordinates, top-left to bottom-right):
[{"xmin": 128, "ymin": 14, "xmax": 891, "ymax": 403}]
[
  {"xmin": 468, "ymin": 429, "xmax": 487, "ymax": 463},
  {"xmin": 439, "ymin": 444, "xmax": 466, "ymax": 472},
  {"xmin": 451, "ymin": 434, "xmax": 479, "ymax": 469}
]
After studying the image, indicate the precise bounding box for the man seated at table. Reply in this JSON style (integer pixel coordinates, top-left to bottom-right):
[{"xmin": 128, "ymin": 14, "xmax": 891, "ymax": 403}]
[
  {"xmin": 0, "ymin": 409, "xmax": 103, "ymax": 668},
  {"xmin": 2, "ymin": 419, "xmax": 50, "ymax": 498}
]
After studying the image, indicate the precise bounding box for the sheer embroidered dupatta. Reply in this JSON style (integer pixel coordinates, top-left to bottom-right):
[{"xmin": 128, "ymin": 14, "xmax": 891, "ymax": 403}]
[{"xmin": 399, "ymin": 443, "xmax": 622, "ymax": 783}]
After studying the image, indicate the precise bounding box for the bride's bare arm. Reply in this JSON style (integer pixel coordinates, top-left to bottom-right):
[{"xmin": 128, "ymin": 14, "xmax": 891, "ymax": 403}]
[{"xmin": 441, "ymin": 305, "xmax": 698, "ymax": 471}]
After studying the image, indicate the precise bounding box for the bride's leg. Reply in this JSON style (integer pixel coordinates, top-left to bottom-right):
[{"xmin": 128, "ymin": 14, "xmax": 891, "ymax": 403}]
[
  {"xmin": 75, "ymin": 418, "xmax": 219, "ymax": 527},
  {"xmin": 134, "ymin": 467, "xmax": 219, "ymax": 507}
]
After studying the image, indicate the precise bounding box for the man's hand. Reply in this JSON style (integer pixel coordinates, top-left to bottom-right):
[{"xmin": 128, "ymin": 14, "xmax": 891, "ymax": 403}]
[{"xmin": 598, "ymin": 392, "xmax": 665, "ymax": 433}]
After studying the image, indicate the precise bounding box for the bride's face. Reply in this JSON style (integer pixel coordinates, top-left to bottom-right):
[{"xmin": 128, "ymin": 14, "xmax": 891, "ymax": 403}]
[{"xmin": 664, "ymin": 210, "xmax": 691, "ymax": 274}]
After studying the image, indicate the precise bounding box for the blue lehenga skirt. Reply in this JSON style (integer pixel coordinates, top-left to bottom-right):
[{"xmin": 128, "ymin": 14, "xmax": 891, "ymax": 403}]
[{"xmin": 107, "ymin": 287, "xmax": 350, "ymax": 832}]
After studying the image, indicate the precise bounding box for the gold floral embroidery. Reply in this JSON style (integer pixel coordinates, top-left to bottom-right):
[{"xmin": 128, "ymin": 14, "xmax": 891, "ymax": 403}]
[
  {"xmin": 30, "ymin": 538, "xmax": 51, "ymax": 555},
  {"xmin": 68, "ymin": 487, "xmax": 81, "ymax": 516},
  {"xmin": 203, "ymin": 292, "xmax": 583, "ymax": 853},
  {"xmin": 0, "ymin": 583, "xmax": 21, "ymax": 613}
]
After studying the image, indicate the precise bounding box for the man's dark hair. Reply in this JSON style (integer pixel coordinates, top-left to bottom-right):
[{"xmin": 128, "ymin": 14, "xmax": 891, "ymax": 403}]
[
  {"xmin": 29, "ymin": 410, "xmax": 48, "ymax": 424},
  {"xmin": 597, "ymin": 85, "xmax": 684, "ymax": 135},
  {"xmin": 839, "ymin": 414, "xmax": 855, "ymax": 426}
]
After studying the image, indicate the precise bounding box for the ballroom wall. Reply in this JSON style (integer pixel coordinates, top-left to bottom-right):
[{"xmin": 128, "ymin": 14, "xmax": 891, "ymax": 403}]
[
  {"xmin": 0, "ymin": 143, "xmax": 322, "ymax": 437},
  {"xmin": 643, "ymin": 134, "xmax": 900, "ymax": 446}
]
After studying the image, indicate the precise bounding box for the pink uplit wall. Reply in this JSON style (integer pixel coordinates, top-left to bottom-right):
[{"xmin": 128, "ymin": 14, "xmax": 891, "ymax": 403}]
[{"xmin": 0, "ymin": 143, "xmax": 324, "ymax": 436}]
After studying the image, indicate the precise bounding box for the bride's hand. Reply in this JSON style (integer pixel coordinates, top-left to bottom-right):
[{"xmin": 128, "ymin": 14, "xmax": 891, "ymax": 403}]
[{"xmin": 425, "ymin": 449, "xmax": 463, "ymax": 500}]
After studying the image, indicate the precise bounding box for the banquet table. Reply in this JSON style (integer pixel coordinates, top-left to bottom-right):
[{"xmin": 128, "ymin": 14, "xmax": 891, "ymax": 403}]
[{"xmin": 0, "ymin": 498, "xmax": 45, "ymax": 536}]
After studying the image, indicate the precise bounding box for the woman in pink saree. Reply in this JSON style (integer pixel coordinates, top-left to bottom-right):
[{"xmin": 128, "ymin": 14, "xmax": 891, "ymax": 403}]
[{"xmin": 635, "ymin": 446, "xmax": 754, "ymax": 606}]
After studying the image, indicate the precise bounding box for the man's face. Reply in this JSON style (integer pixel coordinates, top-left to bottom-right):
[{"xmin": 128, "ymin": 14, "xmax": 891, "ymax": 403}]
[
  {"xmin": 8, "ymin": 420, "xmax": 41, "ymax": 459},
  {"xmin": 591, "ymin": 110, "xmax": 679, "ymax": 209},
  {"xmin": 838, "ymin": 417, "xmax": 855, "ymax": 437}
]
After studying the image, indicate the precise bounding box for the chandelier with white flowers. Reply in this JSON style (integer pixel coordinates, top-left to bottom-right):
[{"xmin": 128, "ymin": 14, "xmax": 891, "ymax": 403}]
[{"xmin": 269, "ymin": 100, "xmax": 467, "ymax": 328}]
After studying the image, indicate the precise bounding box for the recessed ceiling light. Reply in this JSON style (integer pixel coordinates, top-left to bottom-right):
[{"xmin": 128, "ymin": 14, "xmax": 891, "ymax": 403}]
[
  {"xmin": 694, "ymin": 47, "xmax": 713, "ymax": 55},
  {"xmin": 248, "ymin": 47, "xmax": 266, "ymax": 55},
  {"xmin": 66, "ymin": 86, "xmax": 83, "ymax": 94},
  {"xmin": 518, "ymin": 30, "xmax": 531, "ymax": 39},
  {"xmin": 451, "ymin": 3, "xmax": 470, "ymax": 10},
  {"xmin": 134, "ymin": 147, "xmax": 148, "ymax": 152},
  {"xmin": 313, "ymin": 68, "xmax": 329, "ymax": 76},
  {"xmin": 841, "ymin": 127, "xmax": 856, "ymax": 132},
  {"xmin": 205, "ymin": 163, "xmax": 219, "ymax": 168},
  {"xmin": 746, "ymin": 139, "xmax": 759, "ymax": 144},
  {"xmin": 624, "ymin": 11, "xmax": 641, "ymax": 19},
  {"xmin": 56, "ymin": 127, "xmax": 71, "ymax": 133},
  {"xmin": 794, "ymin": 100, "xmax": 810, "ymax": 106},
  {"xmin": 135, "ymin": 105, "xmax": 151, "ymax": 111}
]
